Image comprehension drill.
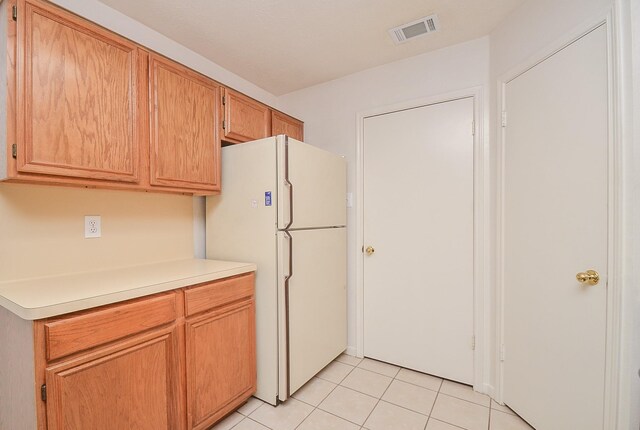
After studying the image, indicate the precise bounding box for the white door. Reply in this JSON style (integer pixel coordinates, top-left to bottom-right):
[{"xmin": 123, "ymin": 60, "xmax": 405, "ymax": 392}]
[
  {"xmin": 363, "ymin": 97, "xmax": 475, "ymax": 384},
  {"xmin": 502, "ymin": 25, "xmax": 608, "ymax": 429},
  {"xmin": 279, "ymin": 227, "xmax": 347, "ymax": 397},
  {"xmin": 277, "ymin": 137, "xmax": 347, "ymax": 230}
]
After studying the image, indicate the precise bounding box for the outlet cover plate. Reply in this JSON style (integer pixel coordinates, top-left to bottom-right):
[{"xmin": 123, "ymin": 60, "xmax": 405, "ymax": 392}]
[{"xmin": 84, "ymin": 215, "xmax": 101, "ymax": 238}]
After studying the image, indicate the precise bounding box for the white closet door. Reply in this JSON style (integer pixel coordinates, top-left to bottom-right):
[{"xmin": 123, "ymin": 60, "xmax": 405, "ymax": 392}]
[
  {"xmin": 363, "ymin": 97, "xmax": 475, "ymax": 384},
  {"xmin": 502, "ymin": 24, "xmax": 608, "ymax": 430}
]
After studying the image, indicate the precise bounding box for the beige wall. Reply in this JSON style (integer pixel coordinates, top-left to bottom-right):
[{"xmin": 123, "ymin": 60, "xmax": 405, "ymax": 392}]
[
  {"xmin": 0, "ymin": 183, "xmax": 194, "ymax": 281},
  {"xmin": 278, "ymin": 36, "xmax": 491, "ymax": 357}
]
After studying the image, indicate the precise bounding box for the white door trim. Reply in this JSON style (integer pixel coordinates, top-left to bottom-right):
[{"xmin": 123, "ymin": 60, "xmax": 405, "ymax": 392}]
[
  {"xmin": 355, "ymin": 87, "xmax": 491, "ymax": 392},
  {"xmin": 495, "ymin": 10, "xmax": 624, "ymax": 429}
]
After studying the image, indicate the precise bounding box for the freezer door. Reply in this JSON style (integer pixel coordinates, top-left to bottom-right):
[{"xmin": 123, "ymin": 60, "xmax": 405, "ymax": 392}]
[
  {"xmin": 282, "ymin": 227, "xmax": 347, "ymax": 397},
  {"xmin": 277, "ymin": 137, "xmax": 347, "ymax": 230}
]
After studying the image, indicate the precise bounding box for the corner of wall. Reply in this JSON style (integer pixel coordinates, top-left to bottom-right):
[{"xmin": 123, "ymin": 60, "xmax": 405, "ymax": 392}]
[{"xmin": 0, "ymin": 1, "xmax": 7, "ymax": 180}]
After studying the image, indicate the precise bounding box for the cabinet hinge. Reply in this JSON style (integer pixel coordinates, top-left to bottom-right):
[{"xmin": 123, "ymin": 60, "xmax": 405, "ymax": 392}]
[
  {"xmin": 40, "ymin": 384, "xmax": 47, "ymax": 402},
  {"xmin": 471, "ymin": 335, "xmax": 476, "ymax": 350},
  {"xmin": 12, "ymin": 5, "xmax": 17, "ymax": 21},
  {"xmin": 222, "ymin": 120, "xmax": 226, "ymax": 130},
  {"xmin": 501, "ymin": 111, "xmax": 507, "ymax": 127},
  {"xmin": 11, "ymin": 143, "xmax": 17, "ymax": 158},
  {"xmin": 222, "ymin": 95, "xmax": 226, "ymax": 105}
]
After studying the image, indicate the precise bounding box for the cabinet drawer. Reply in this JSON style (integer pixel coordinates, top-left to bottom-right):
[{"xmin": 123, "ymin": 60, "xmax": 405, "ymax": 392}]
[
  {"xmin": 185, "ymin": 273, "xmax": 254, "ymax": 317},
  {"xmin": 44, "ymin": 292, "xmax": 177, "ymax": 361}
]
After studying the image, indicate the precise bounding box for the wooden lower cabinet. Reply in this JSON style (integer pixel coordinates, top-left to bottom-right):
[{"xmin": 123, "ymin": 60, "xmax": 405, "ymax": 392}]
[
  {"xmin": 186, "ymin": 299, "xmax": 256, "ymax": 430},
  {"xmin": 45, "ymin": 325, "xmax": 181, "ymax": 430},
  {"xmin": 28, "ymin": 273, "xmax": 256, "ymax": 430}
]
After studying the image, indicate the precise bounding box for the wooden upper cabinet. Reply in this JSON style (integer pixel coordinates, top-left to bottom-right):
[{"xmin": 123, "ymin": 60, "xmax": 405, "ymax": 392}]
[
  {"xmin": 149, "ymin": 54, "xmax": 220, "ymax": 191},
  {"xmin": 271, "ymin": 111, "xmax": 304, "ymax": 141},
  {"xmin": 16, "ymin": 0, "xmax": 140, "ymax": 182},
  {"xmin": 222, "ymin": 88, "xmax": 270, "ymax": 143},
  {"xmin": 3, "ymin": 0, "xmax": 300, "ymax": 194}
]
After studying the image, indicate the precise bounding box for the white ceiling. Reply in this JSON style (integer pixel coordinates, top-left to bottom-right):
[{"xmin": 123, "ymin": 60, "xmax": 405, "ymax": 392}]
[{"xmin": 97, "ymin": 0, "xmax": 524, "ymax": 96}]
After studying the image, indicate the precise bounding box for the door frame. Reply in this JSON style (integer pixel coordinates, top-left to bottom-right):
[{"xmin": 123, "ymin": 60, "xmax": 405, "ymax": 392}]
[
  {"xmin": 355, "ymin": 87, "xmax": 491, "ymax": 392},
  {"xmin": 495, "ymin": 10, "xmax": 625, "ymax": 429}
]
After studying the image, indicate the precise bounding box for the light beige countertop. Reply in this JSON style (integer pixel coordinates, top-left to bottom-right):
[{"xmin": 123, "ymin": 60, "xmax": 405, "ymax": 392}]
[{"xmin": 0, "ymin": 258, "xmax": 256, "ymax": 320}]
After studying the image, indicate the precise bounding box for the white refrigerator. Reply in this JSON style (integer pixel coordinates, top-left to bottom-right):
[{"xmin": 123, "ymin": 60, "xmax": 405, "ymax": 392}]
[{"xmin": 206, "ymin": 135, "xmax": 347, "ymax": 405}]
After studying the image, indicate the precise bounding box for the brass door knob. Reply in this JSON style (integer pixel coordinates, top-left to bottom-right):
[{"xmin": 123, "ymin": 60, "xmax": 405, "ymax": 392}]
[
  {"xmin": 365, "ymin": 246, "xmax": 375, "ymax": 256},
  {"xmin": 576, "ymin": 269, "xmax": 599, "ymax": 285}
]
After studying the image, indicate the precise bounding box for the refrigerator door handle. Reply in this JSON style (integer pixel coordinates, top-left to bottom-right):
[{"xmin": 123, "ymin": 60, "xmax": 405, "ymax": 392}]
[
  {"xmin": 283, "ymin": 137, "xmax": 294, "ymax": 229},
  {"xmin": 283, "ymin": 230, "xmax": 293, "ymax": 398},
  {"xmin": 283, "ymin": 179, "xmax": 293, "ymax": 229},
  {"xmin": 283, "ymin": 231, "xmax": 293, "ymax": 281}
]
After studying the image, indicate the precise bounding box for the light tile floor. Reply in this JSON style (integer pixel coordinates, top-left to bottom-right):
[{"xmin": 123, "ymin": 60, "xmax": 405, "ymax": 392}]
[{"xmin": 212, "ymin": 355, "xmax": 534, "ymax": 430}]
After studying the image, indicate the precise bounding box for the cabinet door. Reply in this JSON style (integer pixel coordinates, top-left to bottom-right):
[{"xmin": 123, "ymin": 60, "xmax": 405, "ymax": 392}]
[
  {"xmin": 271, "ymin": 111, "xmax": 304, "ymax": 141},
  {"xmin": 222, "ymin": 88, "xmax": 270, "ymax": 143},
  {"xmin": 185, "ymin": 300, "xmax": 256, "ymax": 430},
  {"xmin": 45, "ymin": 325, "xmax": 182, "ymax": 430},
  {"xmin": 149, "ymin": 54, "xmax": 220, "ymax": 191},
  {"xmin": 16, "ymin": 0, "xmax": 140, "ymax": 182}
]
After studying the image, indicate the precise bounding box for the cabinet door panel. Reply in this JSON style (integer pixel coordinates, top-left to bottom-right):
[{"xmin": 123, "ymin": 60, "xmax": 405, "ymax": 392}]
[
  {"xmin": 150, "ymin": 55, "xmax": 220, "ymax": 191},
  {"xmin": 271, "ymin": 111, "xmax": 303, "ymax": 141},
  {"xmin": 45, "ymin": 326, "xmax": 181, "ymax": 430},
  {"xmin": 186, "ymin": 300, "xmax": 256, "ymax": 430},
  {"xmin": 223, "ymin": 88, "xmax": 270, "ymax": 143},
  {"xmin": 17, "ymin": 0, "xmax": 139, "ymax": 182}
]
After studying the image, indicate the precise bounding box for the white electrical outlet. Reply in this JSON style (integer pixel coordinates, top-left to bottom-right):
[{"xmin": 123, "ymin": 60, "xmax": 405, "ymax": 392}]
[{"xmin": 84, "ymin": 215, "xmax": 101, "ymax": 238}]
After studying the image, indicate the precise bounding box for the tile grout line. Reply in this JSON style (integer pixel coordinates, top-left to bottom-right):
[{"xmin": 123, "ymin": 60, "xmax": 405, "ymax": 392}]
[
  {"xmin": 358, "ymin": 369, "xmax": 398, "ymax": 428},
  {"xmin": 233, "ymin": 359, "xmax": 499, "ymax": 430},
  {"xmin": 313, "ymin": 384, "xmax": 382, "ymax": 427},
  {"xmin": 394, "ymin": 377, "xmax": 444, "ymax": 393},
  {"xmin": 358, "ymin": 364, "xmax": 400, "ymax": 428},
  {"xmin": 247, "ymin": 415, "xmax": 274, "ymax": 430},
  {"xmin": 293, "ymin": 379, "xmax": 340, "ymax": 429},
  {"xmin": 224, "ymin": 412, "xmax": 245, "ymax": 430},
  {"xmin": 428, "ymin": 417, "xmax": 469, "ymax": 430},
  {"xmin": 315, "ymin": 361, "xmax": 357, "ymax": 384},
  {"xmin": 423, "ymin": 377, "xmax": 443, "ymax": 430},
  {"xmin": 488, "ymin": 404, "xmax": 492, "ymax": 430},
  {"xmin": 241, "ymin": 404, "xmax": 277, "ymax": 430},
  {"xmin": 438, "ymin": 392, "xmax": 491, "ymax": 409},
  {"xmin": 226, "ymin": 411, "xmax": 268, "ymax": 430},
  {"xmin": 293, "ymin": 362, "xmax": 358, "ymax": 430},
  {"xmin": 355, "ymin": 358, "xmax": 402, "ymax": 379}
]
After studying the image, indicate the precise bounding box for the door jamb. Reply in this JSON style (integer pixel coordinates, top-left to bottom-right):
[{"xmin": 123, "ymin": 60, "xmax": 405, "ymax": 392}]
[
  {"xmin": 355, "ymin": 87, "xmax": 490, "ymax": 392},
  {"xmin": 495, "ymin": 11, "xmax": 623, "ymax": 429}
]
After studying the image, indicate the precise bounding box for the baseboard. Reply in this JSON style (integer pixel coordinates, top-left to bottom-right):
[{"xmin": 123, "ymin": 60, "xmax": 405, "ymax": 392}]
[
  {"xmin": 345, "ymin": 346, "xmax": 357, "ymax": 357},
  {"xmin": 483, "ymin": 383, "xmax": 496, "ymax": 400}
]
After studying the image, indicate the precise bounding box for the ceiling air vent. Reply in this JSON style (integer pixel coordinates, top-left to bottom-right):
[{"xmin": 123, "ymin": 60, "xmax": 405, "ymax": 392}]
[{"xmin": 388, "ymin": 15, "xmax": 440, "ymax": 44}]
